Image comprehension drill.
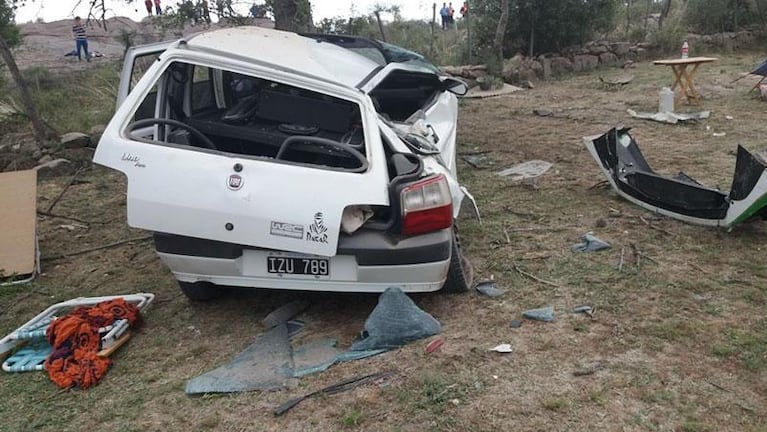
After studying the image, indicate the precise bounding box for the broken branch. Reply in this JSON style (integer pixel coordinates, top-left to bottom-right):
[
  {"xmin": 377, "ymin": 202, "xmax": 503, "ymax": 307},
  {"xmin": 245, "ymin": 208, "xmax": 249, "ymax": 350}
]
[
  {"xmin": 42, "ymin": 236, "xmax": 153, "ymax": 261},
  {"xmin": 618, "ymin": 247, "xmax": 625, "ymax": 272},
  {"xmin": 37, "ymin": 211, "xmax": 106, "ymax": 225},
  {"xmin": 512, "ymin": 263, "xmax": 560, "ymax": 288},
  {"xmin": 639, "ymin": 215, "xmax": 674, "ymax": 236},
  {"xmin": 46, "ymin": 168, "xmax": 84, "ymax": 213}
]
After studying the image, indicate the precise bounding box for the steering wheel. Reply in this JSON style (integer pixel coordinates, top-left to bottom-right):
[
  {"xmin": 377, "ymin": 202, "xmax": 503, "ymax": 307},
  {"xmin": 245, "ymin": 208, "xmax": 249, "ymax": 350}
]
[
  {"xmin": 276, "ymin": 136, "xmax": 368, "ymax": 172},
  {"xmin": 126, "ymin": 118, "xmax": 217, "ymax": 150}
]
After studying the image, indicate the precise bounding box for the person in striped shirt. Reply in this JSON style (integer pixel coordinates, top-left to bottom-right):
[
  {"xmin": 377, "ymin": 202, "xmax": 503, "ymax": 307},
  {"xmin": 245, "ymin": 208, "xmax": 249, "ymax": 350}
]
[{"xmin": 72, "ymin": 17, "xmax": 89, "ymax": 62}]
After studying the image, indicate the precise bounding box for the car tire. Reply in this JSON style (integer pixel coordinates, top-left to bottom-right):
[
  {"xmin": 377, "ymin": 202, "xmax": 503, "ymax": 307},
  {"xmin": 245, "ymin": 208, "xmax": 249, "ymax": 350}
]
[
  {"xmin": 442, "ymin": 229, "xmax": 472, "ymax": 293},
  {"xmin": 178, "ymin": 280, "xmax": 219, "ymax": 301}
]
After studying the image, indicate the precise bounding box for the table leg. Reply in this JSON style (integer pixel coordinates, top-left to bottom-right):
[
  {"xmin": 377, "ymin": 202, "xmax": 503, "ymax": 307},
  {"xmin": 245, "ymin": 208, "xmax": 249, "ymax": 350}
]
[
  {"xmin": 682, "ymin": 63, "xmax": 702, "ymax": 105},
  {"xmin": 670, "ymin": 65, "xmax": 684, "ymax": 90},
  {"xmin": 671, "ymin": 65, "xmax": 687, "ymax": 105}
]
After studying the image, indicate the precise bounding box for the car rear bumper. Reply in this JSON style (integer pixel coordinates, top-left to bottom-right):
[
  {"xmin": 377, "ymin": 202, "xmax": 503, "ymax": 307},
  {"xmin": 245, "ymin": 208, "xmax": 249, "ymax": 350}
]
[{"xmin": 153, "ymin": 229, "xmax": 453, "ymax": 292}]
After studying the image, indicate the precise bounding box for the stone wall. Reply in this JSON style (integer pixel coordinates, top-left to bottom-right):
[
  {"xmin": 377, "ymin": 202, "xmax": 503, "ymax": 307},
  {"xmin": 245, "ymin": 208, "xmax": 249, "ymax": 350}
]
[
  {"xmin": 444, "ymin": 29, "xmax": 762, "ymax": 86},
  {"xmin": 502, "ymin": 41, "xmax": 651, "ymax": 84}
]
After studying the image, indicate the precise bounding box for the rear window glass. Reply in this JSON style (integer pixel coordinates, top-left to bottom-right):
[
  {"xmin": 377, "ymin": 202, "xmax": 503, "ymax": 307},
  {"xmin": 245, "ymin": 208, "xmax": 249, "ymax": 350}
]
[{"xmin": 126, "ymin": 62, "xmax": 368, "ymax": 173}]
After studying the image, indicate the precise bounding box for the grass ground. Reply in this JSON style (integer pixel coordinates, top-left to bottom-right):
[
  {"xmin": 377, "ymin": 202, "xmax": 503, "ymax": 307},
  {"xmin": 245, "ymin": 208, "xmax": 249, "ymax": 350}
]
[{"xmin": 1, "ymin": 52, "xmax": 766, "ymax": 431}]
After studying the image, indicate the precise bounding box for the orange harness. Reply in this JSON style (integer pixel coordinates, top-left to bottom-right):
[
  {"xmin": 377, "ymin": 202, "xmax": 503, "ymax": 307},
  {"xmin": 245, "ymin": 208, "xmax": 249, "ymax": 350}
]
[{"xmin": 44, "ymin": 299, "xmax": 140, "ymax": 389}]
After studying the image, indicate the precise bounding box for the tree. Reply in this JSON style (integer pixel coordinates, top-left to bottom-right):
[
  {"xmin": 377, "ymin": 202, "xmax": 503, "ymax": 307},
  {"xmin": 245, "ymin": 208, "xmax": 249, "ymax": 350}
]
[
  {"xmin": 0, "ymin": 0, "xmax": 48, "ymax": 147},
  {"xmin": 493, "ymin": 0, "xmax": 509, "ymax": 64},
  {"xmin": 659, "ymin": 0, "xmax": 672, "ymax": 29},
  {"xmin": 471, "ymin": 0, "xmax": 618, "ymax": 57},
  {"xmin": 264, "ymin": 0, "xmax": 313, "ymax": 32}
]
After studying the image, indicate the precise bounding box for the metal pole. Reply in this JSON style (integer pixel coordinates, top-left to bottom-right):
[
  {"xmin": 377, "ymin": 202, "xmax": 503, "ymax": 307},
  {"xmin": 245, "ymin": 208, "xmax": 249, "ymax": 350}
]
[
  {"xmin": 466, "ymin": 1, "xmax": 472, "ymax": 63},
  {"xmin": 431, "ymin": 3, "xmax": 436, "ymax": 58}
]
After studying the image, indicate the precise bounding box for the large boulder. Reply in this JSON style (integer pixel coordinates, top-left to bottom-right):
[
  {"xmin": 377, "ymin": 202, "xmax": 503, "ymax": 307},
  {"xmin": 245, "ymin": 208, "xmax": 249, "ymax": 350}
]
[
  {"xmin": 610, "ymin": 42, "xmax": 631, "ymax": 57},
  {"xmin": 540, "ymin": 57, "xmax": 552, "ymax": 80},
  {"xmin": 549, "ymin": 56, "xmax": 573, "ymax": 76},
  {"xmin": 60, "ymin": 132, "xmax": 91, "ymax": 149},
  {"xmin": 599, "ymin": 52, "xmax": 619, "ymax": 67},
  {"xmin": 573, "ymin": 55, "xmax": 599, "ymax": 72},
  {"xmin": 502, "ymin": 55, "xmax": 543, "ymax": 84},
  {"xmin": 88, "ymin": 124, "xmax": 107, "ymax": 147},
  {"xmin": 589, "ymin": 44, "xmax": 609, "ymax": 55}
]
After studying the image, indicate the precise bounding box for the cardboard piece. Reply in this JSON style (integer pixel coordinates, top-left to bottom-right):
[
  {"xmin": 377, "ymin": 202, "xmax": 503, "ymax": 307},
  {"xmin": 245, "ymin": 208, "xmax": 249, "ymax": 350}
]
[{"xmin": 0, "ymin": 170, "xmax": 37, "ymax": 278}]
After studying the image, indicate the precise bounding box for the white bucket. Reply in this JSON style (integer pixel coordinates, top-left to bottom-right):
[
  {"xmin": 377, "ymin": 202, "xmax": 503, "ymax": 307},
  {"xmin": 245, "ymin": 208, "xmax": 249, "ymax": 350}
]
[{"xmin": 659, "ymin": 87, "xmax": 674, "ymax": 113}]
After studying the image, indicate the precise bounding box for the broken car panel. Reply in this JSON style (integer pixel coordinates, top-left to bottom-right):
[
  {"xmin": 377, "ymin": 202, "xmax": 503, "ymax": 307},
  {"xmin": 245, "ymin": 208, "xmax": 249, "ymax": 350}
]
[{"xmin": 585, "ymin": 127, "xmax": 767, "ymax": 228}]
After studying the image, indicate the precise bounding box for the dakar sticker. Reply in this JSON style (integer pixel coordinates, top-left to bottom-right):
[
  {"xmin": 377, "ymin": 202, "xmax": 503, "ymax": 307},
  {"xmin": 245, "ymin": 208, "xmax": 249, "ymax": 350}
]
[
  {"xmin": 306, "ymin": 212, "xmax": 328, "ymax": 243},
  {"xmin": 270, "ymin": 221, "xmax": 304, "ymax": 239},
  {"xmin": 227, "ymin": 174, "xmax": 243, "ymax": 190}
]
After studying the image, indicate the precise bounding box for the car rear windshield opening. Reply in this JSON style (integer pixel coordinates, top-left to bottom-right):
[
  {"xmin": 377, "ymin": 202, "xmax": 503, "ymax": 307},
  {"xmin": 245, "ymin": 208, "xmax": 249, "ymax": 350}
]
[{"xmin": 130, "ymin": 61, "xmax": 367, "ymax": 172}]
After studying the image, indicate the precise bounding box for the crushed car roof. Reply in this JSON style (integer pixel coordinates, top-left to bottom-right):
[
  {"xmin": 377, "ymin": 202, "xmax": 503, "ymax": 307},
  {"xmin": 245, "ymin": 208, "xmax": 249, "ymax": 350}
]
[{"xmin": 185, "ymin": 26, "xmax": 382, "ymax": 88}]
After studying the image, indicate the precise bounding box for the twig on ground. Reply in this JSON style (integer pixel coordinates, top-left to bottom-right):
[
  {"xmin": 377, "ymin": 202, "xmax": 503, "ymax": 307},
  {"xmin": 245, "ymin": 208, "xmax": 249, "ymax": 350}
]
[
  {"xmin": 588, "ymin": 180, "xmax": 609, "ymax": 190},
  {"xmin": 33, "ymin": 388, "xmax": 71, "ymax": 404},
  {"xmin": 618, "ymin": 247, "xmax": 625, "ymax": 272},
  {"xmin": 42, "ymin": 236, "xmax": 153, "ymax": 261},
  {"xmin": 457, "ymin": 150, "xmax": 491, "ymax": 156},
  {"xmin": 274, "ymin": 370, "xmax": 397, "ymax": 416},
  {"xmin": 689, "ymin": 262, "xmax": 710, "ymax": 275},
  {"xmin": 46, "ymin": 169, "xmax": 84, "ymax": 213},
  {"xmin": 630, "ymin": 242, "xmax": 658, "ymax": 266},
  {"xmin": 512, "ymin": 263, "xmax": 560, "ymax": 288},
  {"xmin": 706, "ymin": 380, "xmax": 732, "ymax": 393},
  {"xmin": 630, "ymin": 243, "xmax": 641, "ymax": 267},
  {"xmin": 505, "ymin": 226, "xmax": 570, "ymax": 233},
  {"xmin": 638, "ymin": 215, "xmax": 674, "ymax": 236},
  {"xmin": 37, "ymin": 211, "xmax": 105, "ymax": 225},
  {"xmin": 503, "ymin": 228, "xmax": 511, "ymax": 244}
]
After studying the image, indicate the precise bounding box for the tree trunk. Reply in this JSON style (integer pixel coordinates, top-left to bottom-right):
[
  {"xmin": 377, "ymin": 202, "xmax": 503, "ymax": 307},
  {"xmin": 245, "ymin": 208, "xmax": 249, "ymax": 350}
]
[
  {"xmin": 374, "ymin": 11, "xmax": 387, "ymax": 42},
  {"xmin": 0, "ymin": 34, "xmax": 47, "ymax": 148},
  {"xmin": 659, "ymin": 0, "xmax": 671, "ymax": 30},
  {"xmin": 466, "ymin": 1, "xmax": 472, "ymax": 63},
  {"xmin": 754, "ymin": 0, "xmax": 766, "ymax": 32},
  {"xmin": 643, "ymin": 0, "xmax": 652, "ymax": 32},
  {"xmin": 494, "ymin": 0, "xmax": 509, "ymax": 65},
  {"xmin": 272, "ymin": 0, "xmax": 313, "ymax": 32},
  {"xmin": 626, "ymin": 0, "xmax": 632, "ymax": 38}
]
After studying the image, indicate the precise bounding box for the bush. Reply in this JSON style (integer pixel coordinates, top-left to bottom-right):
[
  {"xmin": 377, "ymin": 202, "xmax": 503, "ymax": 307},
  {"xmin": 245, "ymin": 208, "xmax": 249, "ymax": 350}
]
[
  {"xmin": 685, "ymin": 0, "xmax": 763, "ymax": 33},
  {"xmin": 470, "ymin": 0, "xmax": 618, "ymax": 57}
]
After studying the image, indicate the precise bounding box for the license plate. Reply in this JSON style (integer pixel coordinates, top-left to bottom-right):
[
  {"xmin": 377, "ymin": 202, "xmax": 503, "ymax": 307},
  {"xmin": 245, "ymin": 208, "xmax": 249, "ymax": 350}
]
[{"xmin": 267, "ymin": 256, "xmax": 329, "ymax": 276}]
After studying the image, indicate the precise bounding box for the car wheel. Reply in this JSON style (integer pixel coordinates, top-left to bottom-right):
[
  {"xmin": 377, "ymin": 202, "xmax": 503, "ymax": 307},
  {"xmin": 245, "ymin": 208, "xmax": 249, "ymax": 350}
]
[
  {"xmin": 178, "ymin": 280, "xmax": 219, "ymax": 301},
  {"xmin": 442, "ymin": 228, "xmax": 473, "ymax": 293}
]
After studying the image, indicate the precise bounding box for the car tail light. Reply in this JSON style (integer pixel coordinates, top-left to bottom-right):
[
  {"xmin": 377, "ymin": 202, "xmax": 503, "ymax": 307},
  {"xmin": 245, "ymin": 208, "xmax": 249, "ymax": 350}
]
[{"xmin": 401, "ymin": 174, "xmax": 453, "ymax": 236}]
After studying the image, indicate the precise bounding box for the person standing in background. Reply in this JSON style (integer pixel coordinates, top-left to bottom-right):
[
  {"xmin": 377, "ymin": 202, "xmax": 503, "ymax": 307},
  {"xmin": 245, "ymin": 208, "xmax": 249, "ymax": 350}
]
[
  {"xmin": 439, "ymin": 3, "xmax": 448, "ymax": 30},
  {"xmin": 460, "ymin": 1, "xmax": 468, "ymax": 17},
  {"xmin": 72, "ymin": 16, "xmax": 89, "ymax": 62},
  {"xmin": 144, "ymin": 0, "xmax": 153, "ymax": 16},
  {"xmin": 154, "ymin": 0, "xmax": 162, "ymax": 15}
]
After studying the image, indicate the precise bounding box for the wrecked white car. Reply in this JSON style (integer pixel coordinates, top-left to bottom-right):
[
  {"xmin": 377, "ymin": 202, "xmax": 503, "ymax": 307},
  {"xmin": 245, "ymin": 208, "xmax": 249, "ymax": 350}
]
[{"xmin": 94, "ymin": 27, "xmax": 472, "ymax": 300}]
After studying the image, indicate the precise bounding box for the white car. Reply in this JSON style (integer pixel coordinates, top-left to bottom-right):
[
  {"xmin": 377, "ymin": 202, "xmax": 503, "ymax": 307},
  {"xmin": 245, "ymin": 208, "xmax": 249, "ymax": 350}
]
[{"xmin": 94, "ymin": 27, "xmax": 472, "ymax": 300}]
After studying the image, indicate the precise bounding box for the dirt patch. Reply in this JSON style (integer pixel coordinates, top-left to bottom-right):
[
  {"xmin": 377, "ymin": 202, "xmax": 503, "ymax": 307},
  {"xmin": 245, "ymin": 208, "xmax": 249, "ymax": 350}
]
[{"xmin": 1, "ymin": 53, "xmax": 767, "ymax": 431}]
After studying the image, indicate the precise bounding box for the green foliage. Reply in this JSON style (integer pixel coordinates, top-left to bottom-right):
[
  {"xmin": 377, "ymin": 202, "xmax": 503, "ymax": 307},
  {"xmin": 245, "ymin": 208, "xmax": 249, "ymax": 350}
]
[
  {"xmin": 0, "ymin": 0, "xmax": 21, "ymax": 47},
  {"xmin": 685, "ymin": 0, "xmax": 765, "ymax": 32},
  {"xmin": 5, "ymin": 64, "xmax": 118, "ymax": 132},
  {"xmin": 471, "ymin": 0, "xmax": 618, "ymax": 56},
  {"xmin": 264, "ymin": 0, "xmax": 312, "ymax": 31}
]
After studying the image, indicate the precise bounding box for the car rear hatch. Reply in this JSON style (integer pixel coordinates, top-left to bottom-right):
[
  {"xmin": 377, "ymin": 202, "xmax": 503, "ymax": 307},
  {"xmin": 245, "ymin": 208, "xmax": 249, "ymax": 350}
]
[{"xmin": 94, "ymin": 49, "xmax": 390, "ymax": 257}]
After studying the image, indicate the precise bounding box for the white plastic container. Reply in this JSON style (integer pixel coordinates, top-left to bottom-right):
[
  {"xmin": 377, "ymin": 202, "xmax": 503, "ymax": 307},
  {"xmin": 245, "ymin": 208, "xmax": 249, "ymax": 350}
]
[{"xmin": 659, "ymin": 87, "xmax": 674, "ymax": 113}]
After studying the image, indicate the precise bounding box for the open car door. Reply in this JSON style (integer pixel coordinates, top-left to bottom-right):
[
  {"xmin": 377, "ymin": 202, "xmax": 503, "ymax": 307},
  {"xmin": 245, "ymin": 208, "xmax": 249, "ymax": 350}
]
[{"xmin": 116, "ymin": 41, "xmax": 174, "ymax": 109}]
